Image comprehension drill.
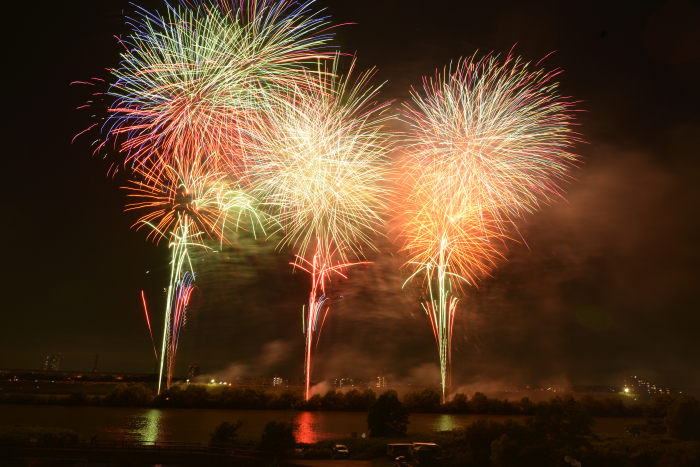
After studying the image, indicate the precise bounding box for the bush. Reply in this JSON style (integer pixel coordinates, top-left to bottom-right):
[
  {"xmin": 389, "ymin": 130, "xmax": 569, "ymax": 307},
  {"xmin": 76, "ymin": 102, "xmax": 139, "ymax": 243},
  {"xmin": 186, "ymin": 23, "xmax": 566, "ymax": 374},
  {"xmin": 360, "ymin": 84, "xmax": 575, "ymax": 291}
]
[
  {"xmin": 367, "ymin": 390, "xmax": 409, "ymax": 437},
  {"xmin": 258, "ymin": 421, "xmax": 296, "ymax": 453},
  {"xmin": 665, "ymin": 395, "xmax": 700, "ymax": 441},
  {"xmin": 209, "ymin": 420, "xmax": 243, "ymax": 445}
]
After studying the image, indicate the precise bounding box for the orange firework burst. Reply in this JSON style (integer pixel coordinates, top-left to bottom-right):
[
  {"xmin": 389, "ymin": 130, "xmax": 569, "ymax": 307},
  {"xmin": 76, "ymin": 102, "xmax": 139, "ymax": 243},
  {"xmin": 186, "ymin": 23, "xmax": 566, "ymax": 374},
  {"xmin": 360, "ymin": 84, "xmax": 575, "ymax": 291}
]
[{"xmin": 397, "ymin": 50, "xmax": 581, "ymax": 403}]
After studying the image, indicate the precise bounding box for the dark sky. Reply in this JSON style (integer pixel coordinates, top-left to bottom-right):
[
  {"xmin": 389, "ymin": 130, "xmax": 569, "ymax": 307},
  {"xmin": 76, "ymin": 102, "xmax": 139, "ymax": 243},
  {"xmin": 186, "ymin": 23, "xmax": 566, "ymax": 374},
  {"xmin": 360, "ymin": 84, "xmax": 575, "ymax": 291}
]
[{"xmin": 2, "ymin": 0, "xmax": 699, "ymax": 391}]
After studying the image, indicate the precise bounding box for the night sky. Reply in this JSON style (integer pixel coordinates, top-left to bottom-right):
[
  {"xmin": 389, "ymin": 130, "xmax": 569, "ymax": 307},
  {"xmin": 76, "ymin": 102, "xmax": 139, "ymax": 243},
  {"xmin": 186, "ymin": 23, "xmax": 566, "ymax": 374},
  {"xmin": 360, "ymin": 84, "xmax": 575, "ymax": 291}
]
[{"xmin": 3, "ymin": 0, "xmax": 699, "ymax": 391}]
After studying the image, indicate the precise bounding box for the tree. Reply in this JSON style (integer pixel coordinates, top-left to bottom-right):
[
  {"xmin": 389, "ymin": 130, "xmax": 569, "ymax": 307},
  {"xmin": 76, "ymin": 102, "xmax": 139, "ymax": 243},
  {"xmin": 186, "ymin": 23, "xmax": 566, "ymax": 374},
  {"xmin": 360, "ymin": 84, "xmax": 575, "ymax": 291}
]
[
  {"xmin": 447, "ymin": 393, "xmax": 469, "ymax": 413},
  {"xmin": 210, "ymin": 420, "xmax": 243, "ymax": 445},
  {"xmin": 367, "ymin": 390, "xmax": 409, "ymax": 437},
  {"xmin": 258, "ymin": 421, "xmax": 296, "ymax": 453},
  {"xmin": 469, "ymin": 392, "xmax": 489, "ymax": 414},
  {"xmin": 652, "ymin": 394, "xmax": 677, "ymax": 418},
  {"xmin": 526, "ymin": 396, "xmax": 595, "ymax": 450},
  {"xmin": 321, "ymin": 389, "xmax": 345, "ymax": 411},
  {"xmin": 303, "ymin": 394, "xmax": 322, "ymax": 411},
  {"xmin": 519, "ymin": 397, "xmax": 535, "ymax": 415},
  {"xmin": 462, "ymin": 420, "xmax": 508, "ymax": 467},
  {"xmin": 271, "ymin": 389, "xmax": 304, "ymax": 410},
  {"xmin": 665, "ymin": 395, "xmax": 700, "ymax": 440},
  {"xmin": 403, "ymin": 388, "xmax": 440, "ymax": 413}
]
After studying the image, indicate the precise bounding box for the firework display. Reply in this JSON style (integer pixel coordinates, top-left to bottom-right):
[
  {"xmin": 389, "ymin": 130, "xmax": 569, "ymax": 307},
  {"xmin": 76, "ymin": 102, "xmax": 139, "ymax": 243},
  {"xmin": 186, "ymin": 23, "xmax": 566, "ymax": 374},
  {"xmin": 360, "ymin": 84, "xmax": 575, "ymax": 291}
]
[
  {"xmin": 125, "ymin": 155, "xmax": 265, "ymax": 392},
  {"xmin": 249, "ymin": 58, "xmax": 392, "ymax": 399},
  {"xmin": 85, "ymin": 0, "xmax": 332, "ymax": 393},
  {"xmin": 79, "ymin": 0, "xmax": 583, "ymax": 402},
  {"xmin": 102, "ymin": 0, "xmax": 333, "ymax": 176},
  {"xmin": 398, "ymin": 52, "xmax": 580, "ymax": 402}
]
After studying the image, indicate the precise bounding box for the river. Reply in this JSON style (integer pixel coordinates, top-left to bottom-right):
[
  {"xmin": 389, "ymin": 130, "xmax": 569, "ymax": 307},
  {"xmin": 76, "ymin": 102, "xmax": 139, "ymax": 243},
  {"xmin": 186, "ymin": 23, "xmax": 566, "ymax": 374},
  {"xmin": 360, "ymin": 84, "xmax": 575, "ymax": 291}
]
[{"xmin": 0, "ymin": 405, "xmax": 637, "ymax": 443}]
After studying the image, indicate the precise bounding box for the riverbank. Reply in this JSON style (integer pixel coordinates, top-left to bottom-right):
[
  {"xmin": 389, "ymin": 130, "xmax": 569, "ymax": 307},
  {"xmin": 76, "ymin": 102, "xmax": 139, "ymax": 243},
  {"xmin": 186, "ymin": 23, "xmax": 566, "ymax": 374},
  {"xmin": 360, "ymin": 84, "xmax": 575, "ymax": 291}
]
[{"xmin": 0, "ymin": 383, "xmax": 680, "ymax": 418}]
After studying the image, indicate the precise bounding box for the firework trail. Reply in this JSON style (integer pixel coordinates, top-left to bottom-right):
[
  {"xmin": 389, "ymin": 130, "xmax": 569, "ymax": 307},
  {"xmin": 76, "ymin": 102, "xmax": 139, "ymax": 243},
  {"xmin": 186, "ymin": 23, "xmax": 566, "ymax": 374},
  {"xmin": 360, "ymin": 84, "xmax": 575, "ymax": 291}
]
[
  {"xmin": 77, "ymin": 1, "xmax": 327, "ymax": 392},
  {"xmin": 167, "ymin": 271, "xmax": 196, "ymax": 389},
  {"xmin": 398, "ymin": 51, "xmax": 580, "ymax": 402},
  {"xmin": 125, "ymin": 155, "xmax": 266, "ymax": 392},
  {"xmin": 250, "ymin": 58, "xmax": 393, "ymax": 399},
  {"xmin": 101, "ymin": 0, "xmax": 334, "ymax": 177},
  {"xmin": 293, "ymin": 246, "xmax": 369, "ymax": 399},
  {"xmin": 141, "ymin": 291, "xmax": 159, "ymax": 361}
]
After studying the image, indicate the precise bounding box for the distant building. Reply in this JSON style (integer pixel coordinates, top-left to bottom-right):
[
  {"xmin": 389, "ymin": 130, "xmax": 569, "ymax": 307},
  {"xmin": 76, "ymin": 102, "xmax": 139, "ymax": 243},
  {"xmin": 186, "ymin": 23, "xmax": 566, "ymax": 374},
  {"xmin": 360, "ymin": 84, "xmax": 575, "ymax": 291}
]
[
  {"xmin": 44, "ymin": 354, "xmax": 62, "ymax": 371},
  {"xmin": 620, "ymin": 374, "xmax": 677, "ymax": 395},
  {"xmin": 273, "ymin": 375, "xmax": 283, "ymax": 386},
  {"xmin": 376, "ymin": 375, "xmax": 387, "ymax": 388},
  {"xmin": 333, "ymin": 377, "xmax": 355, "ymax": 387},
  {"xmin": 188, "ymin": 365, "xmax": 201, "ymax": 379}
]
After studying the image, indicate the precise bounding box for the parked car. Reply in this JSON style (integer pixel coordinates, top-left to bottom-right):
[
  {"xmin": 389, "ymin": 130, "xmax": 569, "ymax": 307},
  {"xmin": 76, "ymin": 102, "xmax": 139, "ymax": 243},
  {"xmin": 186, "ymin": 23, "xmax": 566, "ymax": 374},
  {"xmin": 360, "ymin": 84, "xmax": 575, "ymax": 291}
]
[
  {"xmin": 387, "ymin": 443, "xmax": 412, "ymax": 459},
  {"xmin": 332, "ymin": 444, "xmax": 350, "ymax": 458},
  {"xmin": 410, "ymin": 443, "xmax": 449, "ymax": 465}
]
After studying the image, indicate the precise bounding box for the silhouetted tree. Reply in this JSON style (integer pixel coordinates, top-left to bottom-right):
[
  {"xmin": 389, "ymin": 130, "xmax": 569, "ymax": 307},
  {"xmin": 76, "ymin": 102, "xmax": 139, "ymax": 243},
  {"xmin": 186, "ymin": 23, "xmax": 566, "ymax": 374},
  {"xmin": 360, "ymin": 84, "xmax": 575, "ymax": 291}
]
[
  {"xmin": 651, "ymin": 394, "xmax": 677, "ymax": 418},
  {"xmin": 258, "ymin": 421, "xmax": 296, "ymax": 453},
  {"xmin": 321, "ymin": 389, "xmax": 345, "ymax": 411},
  {"xmin": 270, "ymin": 389, "xmax": 304, "ymax": 410},
  {"xmin": 210, "ymin": 420, "xmax": 243, "ymax": 445},
  {"xmin": 367, "ymin": 390, "xmax": 409, "ymax": 437},
  {"xmin": 519, "ymin": 397, "xmax": 535, "ymax": 415},
  {"xmin": 403, "ymin": 388, "xmax": 440, "ymax": 413},
  {"xmin": 303, "ymin": 394, "xmax": 322, "ymax": 411},
  {"xmin": 447, "ymin": 393, "xmax": 468, "ymax": 413},
  {"xmin": 526, "ymin": 396, "xmax": 595, "ymax": 450},
  {"xmin": 469, "ymin": 392, "xmax": 489, "ymax": 414}
]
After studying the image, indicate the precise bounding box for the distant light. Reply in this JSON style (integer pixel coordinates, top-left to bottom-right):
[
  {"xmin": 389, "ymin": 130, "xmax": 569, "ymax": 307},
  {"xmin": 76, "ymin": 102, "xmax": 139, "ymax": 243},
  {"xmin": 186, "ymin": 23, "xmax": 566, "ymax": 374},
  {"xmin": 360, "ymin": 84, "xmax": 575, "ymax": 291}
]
[
  {"xmin": 211, "ymin": 379, "xmax": 215, "ymax": 383},
  {"xmin": 624, "ymin": 388, "xmax": 629, "ymax": 393}
]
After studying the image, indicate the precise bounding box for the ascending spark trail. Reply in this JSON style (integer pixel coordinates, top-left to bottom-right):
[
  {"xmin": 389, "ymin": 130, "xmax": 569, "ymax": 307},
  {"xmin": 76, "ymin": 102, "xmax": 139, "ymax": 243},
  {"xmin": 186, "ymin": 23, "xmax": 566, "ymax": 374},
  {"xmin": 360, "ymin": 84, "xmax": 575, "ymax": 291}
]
[
  {"xmin": 249, "ymin": 58, "xmax": 392, "ymax": 399},
  {"xmin": 126, "ymin": 156, "xmax": 266, "ymax": 394},
  {"xmin": 294, "ymin": 248, "xmax": 368, "ymax": 401},
  {"xmin": 141, "ymin": 290, "xmax": 158, "ymax": 362}
]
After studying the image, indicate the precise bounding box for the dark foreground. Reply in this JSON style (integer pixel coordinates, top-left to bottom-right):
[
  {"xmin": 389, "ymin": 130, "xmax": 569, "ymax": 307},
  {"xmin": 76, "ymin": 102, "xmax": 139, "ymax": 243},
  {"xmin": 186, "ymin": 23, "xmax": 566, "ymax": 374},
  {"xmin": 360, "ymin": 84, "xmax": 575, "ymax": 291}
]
[{"xmin": 0, "ymin": 439, "xmax": 272, "ymax": 466}]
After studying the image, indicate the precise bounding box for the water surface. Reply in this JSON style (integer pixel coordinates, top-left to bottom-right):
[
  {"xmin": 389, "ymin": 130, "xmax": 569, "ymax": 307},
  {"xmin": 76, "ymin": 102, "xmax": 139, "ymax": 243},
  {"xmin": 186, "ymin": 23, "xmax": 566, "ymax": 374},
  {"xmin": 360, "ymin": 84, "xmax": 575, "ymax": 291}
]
[{"xmin": 0, "ymin": 405, "xmax": 636, "ymax": 443}]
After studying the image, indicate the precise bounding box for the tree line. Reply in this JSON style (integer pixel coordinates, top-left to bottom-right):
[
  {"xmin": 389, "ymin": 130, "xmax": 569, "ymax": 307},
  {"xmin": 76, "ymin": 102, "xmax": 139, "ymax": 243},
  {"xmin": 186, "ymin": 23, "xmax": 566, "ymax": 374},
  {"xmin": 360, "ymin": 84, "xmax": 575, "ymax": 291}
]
[{"xmin": 0, "ymin": 384, "xmax": 691, "ymax": 420}]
